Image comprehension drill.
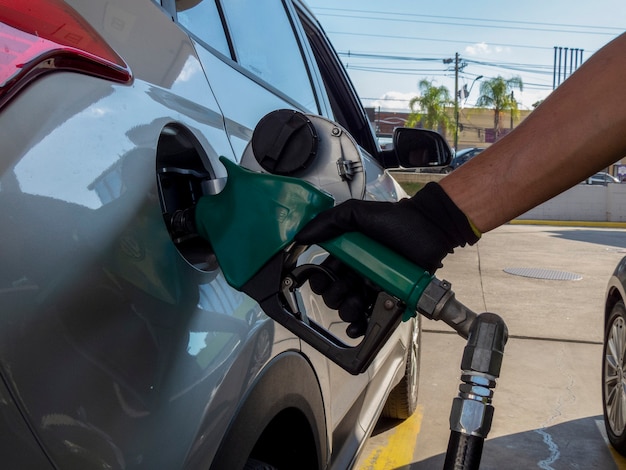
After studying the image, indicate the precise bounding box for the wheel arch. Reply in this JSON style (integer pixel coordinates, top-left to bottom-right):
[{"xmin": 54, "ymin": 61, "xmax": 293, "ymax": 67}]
[
  {"xmin": 605, "ymin": 257, "xmax": 626, "ymax": 327},
  {"xmin": 209, "ymin": 351, "xmax": 328, "ymax": 470},
  {"xmin": 606, "ymin": 285, "xmax": 624, "ymax": 325}
]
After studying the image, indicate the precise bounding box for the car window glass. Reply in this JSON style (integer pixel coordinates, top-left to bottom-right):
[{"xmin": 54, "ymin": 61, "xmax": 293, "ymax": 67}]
[
  {"xmin": 176, "ymin": 0, "xmax": 231, "ymax": 57},
  {"xmin": 220, "ymin": 0, "xmax": 317, "ymax": 112}
]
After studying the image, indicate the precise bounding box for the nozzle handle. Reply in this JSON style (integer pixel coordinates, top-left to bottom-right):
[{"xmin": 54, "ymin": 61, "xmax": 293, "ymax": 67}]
[{"xmin": 321, "ymin": 232, "xmax": 433, "ymax": 321}]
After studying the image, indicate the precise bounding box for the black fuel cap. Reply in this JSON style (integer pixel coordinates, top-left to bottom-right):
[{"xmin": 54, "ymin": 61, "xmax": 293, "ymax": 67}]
[{"xmin": 251, "ymin": 109, "xmax": 318, "ymax": 175}]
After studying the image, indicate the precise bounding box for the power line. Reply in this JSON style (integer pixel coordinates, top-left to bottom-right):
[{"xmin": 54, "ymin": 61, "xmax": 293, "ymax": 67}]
[
  {"xmin": 337, "ymin": 51, "xmax": 556, "ymax": 78},
  {"xmin": 313, "ymin": 7, "xmax": 624, "ymax": 35},
  {"xmin": 346, "ymin": 66, "xmax": 551, "ymax": 86},
  {"xmin": 326, "ymin": 30, "xmax": 562, "ymax": 53},
  {"xmin": 314, "ymin": 8, "xmax": 619, "ymax": 57},
  {"xmin": 344, "ymin": 59, "xmax": 554, "ymax": 91},
  {"xmin": 340, "ymin": 51, "xmax": 443, "ymax": 61},
  {"xmin": 311, "ymin": 9, "xmax": 597, "ymax": 109},
  {"xmin": 346, "ymin": 66, "xmax": 450, "ymax": 75},
  {"xmin": 338, "ymin": 50, "xmax": 554, "ymax": 69},
  {"xmin": 465, "ymin": 58, "xmax": 554, "ymax": 76},
  {"xmin": 322, "ymin": 13, "xmax": 616, "ymax": 36},
  {"xmin": 361, "ymin": 97, "xmax": 414, "ymax": 102}
]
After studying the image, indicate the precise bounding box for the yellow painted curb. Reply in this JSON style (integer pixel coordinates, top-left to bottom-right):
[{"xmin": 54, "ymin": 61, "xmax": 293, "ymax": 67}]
[
  {"xmin": 511, "ymin": 219, "xmax": 626, "ymax": 229},
  {"xmin": 596, "ymin": 419, "xmax": 626, "ymax": 469},
  {"xmin": 357, "ymin": 405, "xmax": 424, "ymax": 470}
]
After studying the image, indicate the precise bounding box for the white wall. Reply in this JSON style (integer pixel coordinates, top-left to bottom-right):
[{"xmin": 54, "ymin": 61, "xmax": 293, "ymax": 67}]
[
  {"xmin": 389, "ymin": 171, "xmax": 626, "ymax": 222},
  {"xmin": 518, "ymin": 183, "xmax": 626, "ymax": 222}
]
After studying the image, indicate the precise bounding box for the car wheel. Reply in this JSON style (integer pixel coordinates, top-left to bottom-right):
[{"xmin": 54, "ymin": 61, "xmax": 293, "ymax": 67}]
[
  {"xmin": 603, "ymin": 300, "xmax": 626, "ymax": 455},
  {"xmin": 382, "ymin": 316, "xmax": 421, "ymax": 420},
  {"xmin": 244, "ymin": 458, "xmax": 278, "ymax": 470}
]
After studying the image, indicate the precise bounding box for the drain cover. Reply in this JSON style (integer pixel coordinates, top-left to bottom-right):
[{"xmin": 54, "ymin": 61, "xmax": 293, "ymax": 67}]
[{"xmin": 503, "ymin": 267, "xmax": 582, "ymax": 281}]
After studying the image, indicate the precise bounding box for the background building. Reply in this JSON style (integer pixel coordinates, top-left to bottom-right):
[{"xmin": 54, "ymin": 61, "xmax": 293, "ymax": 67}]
[
  {"xmin": 366, "ymin": 106, "xmax": 625, "ymax": 177},
  {"xmin": 366, "ymin": 106, "xmax": 533, "ymax": 150}
]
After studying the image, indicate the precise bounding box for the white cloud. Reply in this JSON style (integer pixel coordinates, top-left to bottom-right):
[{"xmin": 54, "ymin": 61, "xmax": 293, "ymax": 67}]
[
  {"xmin": 465, "ymin": 42, "xmax": 511, "ymax": 56},
  {"xmin": 366, "ymin": 91, "xmax": 416, "ymax": 111}
]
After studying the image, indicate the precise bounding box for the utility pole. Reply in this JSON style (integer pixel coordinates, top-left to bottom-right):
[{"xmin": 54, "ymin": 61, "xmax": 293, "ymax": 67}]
[
  {"xmin": 444, "ymin": 53, "xmax": 466, "ymax": 151},
  {"xmin": 553, "ymin": 46, "xmax": 584, "ymax": 89},
  {"xmin": 510, "ymin": 91, "xmax": 514, "ymax": 129}
]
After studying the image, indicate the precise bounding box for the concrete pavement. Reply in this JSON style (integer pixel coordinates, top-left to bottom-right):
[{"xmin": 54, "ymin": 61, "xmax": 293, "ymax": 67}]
[{"xmin": 356, "ymin": 223, "xmax": 626, "ymax": 469}]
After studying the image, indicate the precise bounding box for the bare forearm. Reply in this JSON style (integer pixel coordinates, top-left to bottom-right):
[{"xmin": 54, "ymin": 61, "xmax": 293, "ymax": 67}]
[{"xmin": 440, "ymin": 32, "xmax": 626, "ymax": 233}]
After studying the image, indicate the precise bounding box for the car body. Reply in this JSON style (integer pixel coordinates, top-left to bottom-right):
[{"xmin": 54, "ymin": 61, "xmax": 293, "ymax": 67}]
[
  {"xmin": 0, "ymin": 1, "xmax": 428, "ymax": 469},
  {"xmin": 586, "ymin": 172, "xmax": 621, "ymax": 185},
  {"xmin": 603, "ymin": 257, "xmax": 626, "ymax": 455}
]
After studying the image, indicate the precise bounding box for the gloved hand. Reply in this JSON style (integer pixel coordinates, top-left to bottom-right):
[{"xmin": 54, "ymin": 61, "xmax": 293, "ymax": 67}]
[
  {"xmin": 295, "ymin": 182, "xmax": 480, "ymax": 334},
  {"xmin": 296, "ymin": 182, "xmax": 480, "ymax": 273},
  {"xmin": 307, "ymin": 256, "xmax": 378, "ymax": 338}
]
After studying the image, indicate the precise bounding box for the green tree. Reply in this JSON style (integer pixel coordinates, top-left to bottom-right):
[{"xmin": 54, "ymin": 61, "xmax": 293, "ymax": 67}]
[
  {"xmin": 476, "ymin": 75, "xmax": 523, "ymax": 137},
  {"xmin": 406, "ymin": 79, "xmax": 454, "ymax": 133}
]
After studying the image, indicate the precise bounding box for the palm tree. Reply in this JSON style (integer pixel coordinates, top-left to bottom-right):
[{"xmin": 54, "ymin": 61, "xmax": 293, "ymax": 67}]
[
  {"xmin": 406, "ymin": 79, "xmax": 454, "ymax": 134},
  {"xmin": 476, "ymin": 75, "xmax": 523, "ymax": 138}
]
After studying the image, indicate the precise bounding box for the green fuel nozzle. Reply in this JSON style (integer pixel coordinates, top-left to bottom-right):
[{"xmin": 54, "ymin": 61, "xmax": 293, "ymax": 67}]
[
  {"xmin": 191, "ymin": 157, "xmax": 439, "ymax": 374},
  {"xmin": 194, "ymin": 157, "xmax": 433, "ymax": 315}
]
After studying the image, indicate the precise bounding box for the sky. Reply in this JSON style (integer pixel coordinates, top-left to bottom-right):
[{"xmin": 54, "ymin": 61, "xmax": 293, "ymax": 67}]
[{"xmin": 304, "ymin": 0, "xmax": 625, "ymax": 111}]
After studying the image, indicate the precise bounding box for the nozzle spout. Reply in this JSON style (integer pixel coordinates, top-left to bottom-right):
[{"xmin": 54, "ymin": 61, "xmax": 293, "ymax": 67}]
[{"xmin": 416, "ymin": 278, "xmax": 477, "ymax": 339}]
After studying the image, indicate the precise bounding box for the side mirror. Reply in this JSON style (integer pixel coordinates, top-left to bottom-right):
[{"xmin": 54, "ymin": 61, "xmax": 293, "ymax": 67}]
[{"xmin": 380, "ymin": 128, "xmax": 452, "ymax": 170}]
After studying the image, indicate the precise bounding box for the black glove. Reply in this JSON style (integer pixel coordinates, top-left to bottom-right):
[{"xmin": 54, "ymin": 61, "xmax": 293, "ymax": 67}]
[
  {"xmin": 296, "ymin": 182, "xmax": 480, "ymax": 274},
  {"xmin": 295, "ymin": 182, "xmax": 480, "ymax": 333},
  {"xmin": 307, "ymin": 256, "xmax": 378, "ymax": 338}
]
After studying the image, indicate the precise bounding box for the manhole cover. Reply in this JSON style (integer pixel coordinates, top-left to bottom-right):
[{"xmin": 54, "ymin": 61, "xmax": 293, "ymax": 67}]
[{"xmin": 503, "ymin": 267, "xmax": 583, "ymax": 281}]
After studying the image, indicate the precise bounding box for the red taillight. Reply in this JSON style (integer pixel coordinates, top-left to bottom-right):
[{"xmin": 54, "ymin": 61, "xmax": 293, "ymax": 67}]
[{"xmin": 0, "ymin": 0, "xmax": 132, "ymax": 108}]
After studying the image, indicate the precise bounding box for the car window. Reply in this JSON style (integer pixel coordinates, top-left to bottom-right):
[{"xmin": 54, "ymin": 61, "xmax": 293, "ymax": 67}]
[
  {"xmin": 220, "ymin": 0, "xmax": 317, "ymax": 112},
  {"xmin": 175, "ymin": 0, "xmax": 231, "ymax": 57}
]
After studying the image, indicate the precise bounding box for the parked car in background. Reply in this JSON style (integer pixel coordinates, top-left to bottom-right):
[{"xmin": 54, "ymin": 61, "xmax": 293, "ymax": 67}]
[
  {"xmin": 603, "ymin": 257, "xmax": 626, "ymax": 456},
  {"xmin": 377, "ymin": 134, "xmax": 394, "ymax": 150},
  {"xmin": 446, "ymin": 147, "xmax": 486, "ymax": 173},
  {"xmin": 0, "ymin": 1, "xmax": 438, "ymax": 469},
  {"xmin": 420, "ymin": 146, "xmax": 485, "ymax": 174},
  {"xmin": 586, "ymin": 172, "xmax": 621, "ymax": 185}
]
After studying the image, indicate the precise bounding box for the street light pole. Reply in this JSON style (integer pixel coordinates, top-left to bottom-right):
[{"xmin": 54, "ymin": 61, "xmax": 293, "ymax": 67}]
[
  {"xmin": 464, "ymin": 75, "xmax": 483, "ymax": 106},
  {"xmin": 454, "ymin": 74, "xmax": 484, "ymax": 150},
  {"xmin": 453, "ymin": 53, "xmax": 459, "ymax": 152}
]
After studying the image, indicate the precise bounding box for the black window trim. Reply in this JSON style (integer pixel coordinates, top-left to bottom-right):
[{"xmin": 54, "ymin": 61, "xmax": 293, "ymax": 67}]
[{"xmin": 293, "ymin": 1, "xmax": 378, "ymax": 158}]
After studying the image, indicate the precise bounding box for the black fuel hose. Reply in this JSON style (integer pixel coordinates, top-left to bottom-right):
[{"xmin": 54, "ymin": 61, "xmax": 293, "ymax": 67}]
[{"xmin": 444, "ymin": 432, "xmax": 484, "ymax": 470}]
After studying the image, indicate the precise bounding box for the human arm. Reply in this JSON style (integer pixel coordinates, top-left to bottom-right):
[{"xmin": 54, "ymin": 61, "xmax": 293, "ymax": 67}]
[{"xmin": 442, "ymin": 32, "xmax": 626, "ymax": 233}]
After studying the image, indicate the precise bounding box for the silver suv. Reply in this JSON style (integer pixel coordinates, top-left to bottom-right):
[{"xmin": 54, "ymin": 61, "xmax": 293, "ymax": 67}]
[{"xmin": 0, "ymin": 1, "xmax": 438, "ymax": 468}]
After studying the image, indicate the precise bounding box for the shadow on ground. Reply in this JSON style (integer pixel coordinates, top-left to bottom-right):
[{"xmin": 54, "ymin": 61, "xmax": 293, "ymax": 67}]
[
  {"xmin": 406, "ymin": 416, "xmax": 621, "ymax": 470},
  {"xmin": 547, "ymin": 229, "xmax": 626, "ymax": 249}
]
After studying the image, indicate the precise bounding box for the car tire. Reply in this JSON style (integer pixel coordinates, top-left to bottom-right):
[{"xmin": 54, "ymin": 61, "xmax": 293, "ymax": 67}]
[
  {"xmin": 382, "ymin": 316, "xmax": 421, "ymax": 420},
  {"xmin": 603, "ymin": 300, "xmax": 626, "ymax": 455},
  {"xmin": 244, "ymin": 458, "xmax": 278, "ymax": 470}
]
